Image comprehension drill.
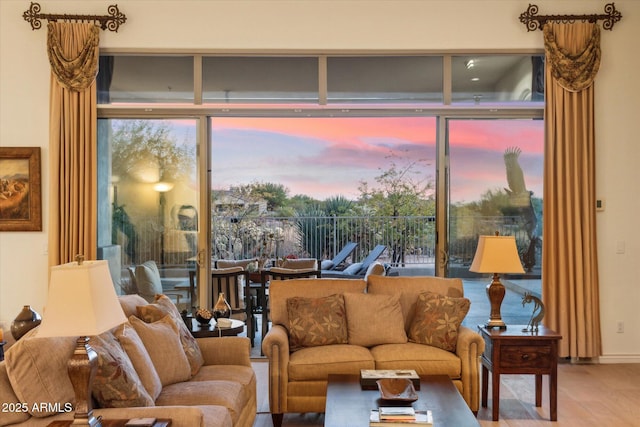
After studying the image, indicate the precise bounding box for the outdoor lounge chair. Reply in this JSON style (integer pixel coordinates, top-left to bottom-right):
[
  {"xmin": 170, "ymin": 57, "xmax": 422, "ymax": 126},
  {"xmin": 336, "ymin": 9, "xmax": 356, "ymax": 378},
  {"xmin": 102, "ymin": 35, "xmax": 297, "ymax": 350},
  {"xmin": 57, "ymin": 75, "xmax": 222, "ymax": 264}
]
[
  {"xmin": 323, "ymin": 244, "xmax": 387, "ymax": 277},
  {"xmin": 320, "ymin": 241, "xmax": 358, "ymax": 271}
]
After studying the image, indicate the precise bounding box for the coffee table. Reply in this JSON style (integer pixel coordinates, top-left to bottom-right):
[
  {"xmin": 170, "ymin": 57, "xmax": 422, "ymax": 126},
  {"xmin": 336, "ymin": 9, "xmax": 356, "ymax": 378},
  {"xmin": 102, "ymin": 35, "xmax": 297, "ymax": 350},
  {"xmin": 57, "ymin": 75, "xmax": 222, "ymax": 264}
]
[{"xmin": 325, "ymin": 374, "xmax": 479, "ymax": 427}]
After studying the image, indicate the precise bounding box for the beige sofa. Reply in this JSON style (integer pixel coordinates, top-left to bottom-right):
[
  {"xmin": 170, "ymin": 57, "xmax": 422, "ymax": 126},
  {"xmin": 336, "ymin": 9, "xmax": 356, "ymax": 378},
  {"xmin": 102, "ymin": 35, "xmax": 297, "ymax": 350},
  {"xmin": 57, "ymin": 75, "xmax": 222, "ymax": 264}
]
[
  {"xmin": 262, "ymin": 275, "xmax": 484, "ymax": 427},
  {"xmin": 0, "ymin": 294, "xmax": 255, "ymax": 427}
]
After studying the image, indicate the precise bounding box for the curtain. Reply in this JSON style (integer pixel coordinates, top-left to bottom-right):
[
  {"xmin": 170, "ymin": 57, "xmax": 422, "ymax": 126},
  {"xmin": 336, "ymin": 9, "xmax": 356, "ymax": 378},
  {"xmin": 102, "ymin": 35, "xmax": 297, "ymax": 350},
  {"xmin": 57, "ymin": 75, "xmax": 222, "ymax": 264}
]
[
  {"xmin": 542, "ymin": 21, "xmax": 601, "ymax": 358},
  {"xmin": 47, "ymin": 22, "xmax": 100, "ymax": 266}
]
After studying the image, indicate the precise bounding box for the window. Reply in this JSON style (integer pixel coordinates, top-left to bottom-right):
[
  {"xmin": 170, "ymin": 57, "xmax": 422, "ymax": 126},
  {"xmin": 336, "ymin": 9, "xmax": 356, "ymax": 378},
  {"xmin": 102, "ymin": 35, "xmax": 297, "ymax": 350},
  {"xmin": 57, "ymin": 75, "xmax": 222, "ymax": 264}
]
[
  {"xmin": 203, "ymin": 57, "xmax": 319, "ymax": 104},
  {"xmin": 327, "ymin": 56, "xmax": 443, "ymax": 104},
  {"xmin": 97, "ymin": 53, "xmax": 543, "ymax": 323},
  {"xmin": 99, "ymin": 55, "xmax": 194, "ymax": 104}
]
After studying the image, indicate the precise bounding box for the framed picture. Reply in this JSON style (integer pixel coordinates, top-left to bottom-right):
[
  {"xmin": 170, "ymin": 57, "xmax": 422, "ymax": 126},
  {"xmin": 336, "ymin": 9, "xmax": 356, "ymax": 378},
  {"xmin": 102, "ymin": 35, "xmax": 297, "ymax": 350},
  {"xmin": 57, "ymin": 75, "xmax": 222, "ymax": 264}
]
[{"xmin": 0, "ymin": 147, "xmax": 42, "ymax": 231}]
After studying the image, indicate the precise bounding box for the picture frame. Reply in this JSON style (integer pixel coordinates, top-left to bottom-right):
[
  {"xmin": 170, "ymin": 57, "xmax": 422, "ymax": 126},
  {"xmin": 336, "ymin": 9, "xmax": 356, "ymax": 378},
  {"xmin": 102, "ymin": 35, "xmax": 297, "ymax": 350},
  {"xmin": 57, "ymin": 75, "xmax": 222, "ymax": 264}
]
[{"xmin": 0, "ymin": 147, "xmax": 42, "ymax": 231}]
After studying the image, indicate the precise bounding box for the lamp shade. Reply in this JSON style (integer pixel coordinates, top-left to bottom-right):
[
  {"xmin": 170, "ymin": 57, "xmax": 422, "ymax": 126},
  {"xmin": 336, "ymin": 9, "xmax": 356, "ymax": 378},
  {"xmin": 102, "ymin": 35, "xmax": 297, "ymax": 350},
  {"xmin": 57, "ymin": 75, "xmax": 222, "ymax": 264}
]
[
  {"xmin": 37, "ymin": 260, "xmax": 127, "ymax": 338},
  {"xmin": 469, "ymin": 235, "xmax": 525, "ymax": 274}
]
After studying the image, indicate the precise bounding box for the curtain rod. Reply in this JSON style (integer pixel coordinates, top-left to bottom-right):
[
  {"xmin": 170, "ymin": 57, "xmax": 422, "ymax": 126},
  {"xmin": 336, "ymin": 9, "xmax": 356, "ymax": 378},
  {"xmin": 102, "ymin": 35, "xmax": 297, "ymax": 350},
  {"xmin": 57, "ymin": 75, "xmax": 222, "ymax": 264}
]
[
  {"xmin": 23, "ymin": 2, "xmax": 126, "ymax": 32},
  {"xmin": 519, "ymin": 3, "xmax": 622, "ymax": 31}
]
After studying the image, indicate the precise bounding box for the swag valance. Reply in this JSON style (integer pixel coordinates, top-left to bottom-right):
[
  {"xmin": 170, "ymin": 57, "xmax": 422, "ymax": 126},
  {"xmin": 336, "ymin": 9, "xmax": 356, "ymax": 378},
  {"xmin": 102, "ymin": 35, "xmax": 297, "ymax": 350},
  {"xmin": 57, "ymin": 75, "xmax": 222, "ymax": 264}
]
[
  {"xmin": 47, "ymin": 22, "xmax": 99, "ymax": 91},
  {"xmin": 543, "ymin": 24, "xmax": 601, "ymax": 92}
]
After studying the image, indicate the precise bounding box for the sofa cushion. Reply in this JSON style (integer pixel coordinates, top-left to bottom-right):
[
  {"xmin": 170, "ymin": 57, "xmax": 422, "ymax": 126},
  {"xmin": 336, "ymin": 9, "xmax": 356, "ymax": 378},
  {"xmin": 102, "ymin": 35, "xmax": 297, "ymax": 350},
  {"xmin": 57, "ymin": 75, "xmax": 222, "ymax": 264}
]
[
  {"xmin": 114, "ymin": 322, "xmax": 163, "ymax": 400},
  {"xmin": 191, "ymin": 364, "xmax": 256, "ymax": 391},
  {"xmin": 288, "ymin": 344, "xmax": 375, "ymax": 381},
  {"xmin": 136, "ymin": 294, "xmax": 204, "ymax": 375},
  {"xmin": 156, "ymin": 380, "xmax": 247, "ymax": 424},
  {"xmin": 135, "ymin": 260, "xmax": 163, "ymax": 303},
  {"xmin": 4, "ymin": 330, "xmax": 76, "ymax": 418},
  {"xmin": 0, "ymin": 362, "xmax": 30, "ymax": 426},
  {"xmin": 129, "ymin": 315, "xmax": 192, "ymax": 386},
  {"xmin": 90, "ymin": 330, "xmax": 154, "ymax": 408},
  {"xmin": 343, "ymin": 293, "xmax": 407, "ymax": 347},
  {"xmin": 370, "ymin": 342, "xmax": 462, "ymax": 378},
  {"xmin": 408, "ymin": 291, "xmax": 470, "ymax": 352},
  {"xmin": 367, "ymin": 275, "xmax": 465, "ymax": 330},
  {"xmin": 269, "ymin": 278, "xmax": 366, "ymax": 327},
  {"xmin": 287, "ymin": 294, "xmax": 348, "ymax": 351}
]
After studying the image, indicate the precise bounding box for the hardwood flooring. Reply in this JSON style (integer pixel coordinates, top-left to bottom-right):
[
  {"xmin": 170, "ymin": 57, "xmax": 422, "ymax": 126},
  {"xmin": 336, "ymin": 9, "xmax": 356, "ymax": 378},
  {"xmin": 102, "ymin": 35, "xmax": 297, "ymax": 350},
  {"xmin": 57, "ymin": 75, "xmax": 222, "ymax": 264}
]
[{"xmin": 251, "ymin": 360, "xmax": 640, "ymax": 427}]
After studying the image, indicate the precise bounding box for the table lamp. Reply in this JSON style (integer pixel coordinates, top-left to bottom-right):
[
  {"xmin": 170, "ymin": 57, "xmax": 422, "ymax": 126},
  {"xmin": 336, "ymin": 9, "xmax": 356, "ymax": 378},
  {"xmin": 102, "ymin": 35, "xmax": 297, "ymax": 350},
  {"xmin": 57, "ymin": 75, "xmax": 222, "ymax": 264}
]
[
  {"xmin": 37, "ymin": 256, "xmax": 127, "ymax": 427},
  {"xmin": 469, "ymin": 232, "xmax": 525, "ymax": 329}
]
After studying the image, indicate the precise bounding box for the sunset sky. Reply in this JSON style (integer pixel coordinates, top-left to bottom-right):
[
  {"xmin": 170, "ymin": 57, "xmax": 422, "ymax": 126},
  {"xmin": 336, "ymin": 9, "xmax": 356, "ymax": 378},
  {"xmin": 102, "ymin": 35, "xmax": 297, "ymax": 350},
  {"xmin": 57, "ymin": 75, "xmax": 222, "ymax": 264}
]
[{"xmin": 209, "ymin": 117, "xmax": 544, "ymax": 203}]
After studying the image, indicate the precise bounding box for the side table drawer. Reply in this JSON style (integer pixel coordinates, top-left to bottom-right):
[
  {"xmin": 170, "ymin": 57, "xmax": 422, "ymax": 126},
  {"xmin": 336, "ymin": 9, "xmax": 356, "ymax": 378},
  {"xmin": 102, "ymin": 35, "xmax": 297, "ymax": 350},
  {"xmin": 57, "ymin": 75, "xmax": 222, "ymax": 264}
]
[{"xmin": 500, "ymin": 345, "xmax": 553, "ymax": 368}]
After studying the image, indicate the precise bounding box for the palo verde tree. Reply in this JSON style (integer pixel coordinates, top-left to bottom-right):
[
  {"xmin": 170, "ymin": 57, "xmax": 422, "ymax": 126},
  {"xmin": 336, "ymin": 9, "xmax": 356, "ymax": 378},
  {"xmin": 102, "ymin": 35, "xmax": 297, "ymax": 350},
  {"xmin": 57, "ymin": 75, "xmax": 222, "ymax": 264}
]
[{"xmin": 357, "ymin": 151, "xmax": 435, "ymax": 266}]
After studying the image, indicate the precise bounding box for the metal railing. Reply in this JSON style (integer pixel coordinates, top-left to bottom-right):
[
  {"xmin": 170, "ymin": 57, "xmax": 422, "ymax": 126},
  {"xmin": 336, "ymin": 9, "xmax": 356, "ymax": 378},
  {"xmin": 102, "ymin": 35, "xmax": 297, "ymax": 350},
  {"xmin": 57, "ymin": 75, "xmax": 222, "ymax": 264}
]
[
  {"xmin": 211, "ymin": 214, "xmax": 437, "ymax": 267},
  {"xmin": 116, "ymin": 214, "xmax": 539, "ymax": 271}
]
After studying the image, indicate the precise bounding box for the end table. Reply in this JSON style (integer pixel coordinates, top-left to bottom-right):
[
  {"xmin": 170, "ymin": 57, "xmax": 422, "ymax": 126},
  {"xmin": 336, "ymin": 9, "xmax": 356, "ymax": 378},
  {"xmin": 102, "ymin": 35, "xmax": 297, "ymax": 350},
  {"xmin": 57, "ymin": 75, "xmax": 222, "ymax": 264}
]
[{"xmin": 478, "ymin": 325, "xmax": 562, "ymax": 421}]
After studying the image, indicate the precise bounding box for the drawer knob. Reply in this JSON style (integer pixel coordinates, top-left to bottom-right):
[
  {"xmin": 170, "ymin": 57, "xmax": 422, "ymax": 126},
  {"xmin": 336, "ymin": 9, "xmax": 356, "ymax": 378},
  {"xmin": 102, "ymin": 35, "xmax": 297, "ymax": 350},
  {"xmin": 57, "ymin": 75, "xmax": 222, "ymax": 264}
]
[{"xmin": 522, "ymin": 354, "xmax": 530, "ymax": 360}]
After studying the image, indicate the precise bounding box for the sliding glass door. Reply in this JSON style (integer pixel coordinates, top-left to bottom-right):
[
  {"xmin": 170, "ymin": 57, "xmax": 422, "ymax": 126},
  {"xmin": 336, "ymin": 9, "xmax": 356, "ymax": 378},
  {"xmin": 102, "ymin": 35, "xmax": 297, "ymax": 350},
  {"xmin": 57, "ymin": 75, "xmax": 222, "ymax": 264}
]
[
  {"xmin": 209, "ymin": 116, "xmax": 437, "ymax": 274},
  {"xmin": 98, "ymin": 118, "xmax": 200, "ymax": 311}
]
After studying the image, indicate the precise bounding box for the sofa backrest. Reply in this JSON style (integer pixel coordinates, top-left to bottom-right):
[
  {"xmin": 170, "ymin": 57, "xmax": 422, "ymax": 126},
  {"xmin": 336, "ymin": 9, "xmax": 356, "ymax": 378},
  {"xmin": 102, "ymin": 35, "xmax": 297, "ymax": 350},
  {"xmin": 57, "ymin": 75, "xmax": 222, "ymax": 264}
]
[
  {"xmin": 269, "ymin": 278, "xmax": 366, "ymax": 327},
  {"xmin": 366, "ymin": 275, "xmax": 464, "ymax": 331}
]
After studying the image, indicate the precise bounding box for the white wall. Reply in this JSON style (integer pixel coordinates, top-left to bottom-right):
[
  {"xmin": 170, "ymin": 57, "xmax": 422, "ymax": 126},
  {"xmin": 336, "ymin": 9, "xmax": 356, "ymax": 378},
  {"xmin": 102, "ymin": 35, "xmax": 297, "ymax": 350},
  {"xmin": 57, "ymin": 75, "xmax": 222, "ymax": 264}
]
[{"xmin": 1, "ymin": 0, "xmax": 638, "ymax": 361}]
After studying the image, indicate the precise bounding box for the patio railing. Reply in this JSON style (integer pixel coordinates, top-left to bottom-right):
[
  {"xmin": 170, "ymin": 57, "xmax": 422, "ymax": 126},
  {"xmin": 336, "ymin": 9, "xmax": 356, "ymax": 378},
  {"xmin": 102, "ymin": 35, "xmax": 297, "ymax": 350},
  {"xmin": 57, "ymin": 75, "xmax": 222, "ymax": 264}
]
[{"xmin": 117, "ymin": 214, "xmax": 538, "ymax": 272}]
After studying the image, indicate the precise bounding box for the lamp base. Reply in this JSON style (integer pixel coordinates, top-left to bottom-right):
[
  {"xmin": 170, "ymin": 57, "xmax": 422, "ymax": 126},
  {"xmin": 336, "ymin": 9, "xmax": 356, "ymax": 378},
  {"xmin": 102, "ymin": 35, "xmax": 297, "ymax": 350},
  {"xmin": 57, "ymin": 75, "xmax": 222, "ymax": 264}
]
[
  {"xmin": 485, "ymin": 319, "xmax": 507, "ymax": 330},
  {"xmin": 68, "ymin": 336, "xmax": 101, "ymax": 427},
  {"xmin": 485, "ymin": 273, "xmax": 507, "ymax": 330}
]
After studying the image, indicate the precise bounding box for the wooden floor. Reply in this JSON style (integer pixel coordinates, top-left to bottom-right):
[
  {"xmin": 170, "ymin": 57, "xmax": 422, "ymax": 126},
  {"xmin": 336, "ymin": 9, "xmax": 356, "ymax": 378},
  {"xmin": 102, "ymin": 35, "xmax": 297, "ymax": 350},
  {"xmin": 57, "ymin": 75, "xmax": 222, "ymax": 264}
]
[{"xmin": 251, "ymin": 360, "xmax": 640, "ymax": 427}]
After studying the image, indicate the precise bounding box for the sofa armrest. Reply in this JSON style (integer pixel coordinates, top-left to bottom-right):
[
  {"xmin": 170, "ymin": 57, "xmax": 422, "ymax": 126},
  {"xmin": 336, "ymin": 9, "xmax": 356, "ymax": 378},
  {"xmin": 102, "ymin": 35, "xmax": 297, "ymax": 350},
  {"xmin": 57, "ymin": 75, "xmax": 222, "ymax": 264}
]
[
  {"xmin": 196, "ymin": 336, "xmax": 251, "ymax": 367},
  {"xmin": 455, "ymin": 325, "xmax": 485, "ymax": 412},
  {"xmin": 261, "ymin": 324, "xmax": 291, "ymax": 414}
]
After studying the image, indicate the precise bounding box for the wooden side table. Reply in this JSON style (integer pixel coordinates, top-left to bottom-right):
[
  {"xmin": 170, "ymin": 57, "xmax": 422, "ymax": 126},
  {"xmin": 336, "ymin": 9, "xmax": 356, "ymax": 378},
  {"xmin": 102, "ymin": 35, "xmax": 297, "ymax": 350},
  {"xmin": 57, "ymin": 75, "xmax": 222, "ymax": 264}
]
[
  {"xmin": 47, "ymin": 419, "xmax": 170, "ymax": 427},
  {"xmin": 478, "ymin": 325, "xmax": 562, "ymax": 421}
]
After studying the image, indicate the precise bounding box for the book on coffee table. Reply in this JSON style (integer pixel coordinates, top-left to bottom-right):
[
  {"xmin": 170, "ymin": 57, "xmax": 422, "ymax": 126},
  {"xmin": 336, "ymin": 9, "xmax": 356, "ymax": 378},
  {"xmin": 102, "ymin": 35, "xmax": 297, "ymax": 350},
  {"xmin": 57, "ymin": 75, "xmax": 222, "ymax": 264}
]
[
  {"xmin": 379, "ymin": 406, "xmax": 415, "ymax": 420},
  {"xmin": 360, "ymin": 369, "xmax": 420, "ymax": 390},
  {"xmin": 369, "ymin": 409, "xmax": 433, "ymax": 426}
]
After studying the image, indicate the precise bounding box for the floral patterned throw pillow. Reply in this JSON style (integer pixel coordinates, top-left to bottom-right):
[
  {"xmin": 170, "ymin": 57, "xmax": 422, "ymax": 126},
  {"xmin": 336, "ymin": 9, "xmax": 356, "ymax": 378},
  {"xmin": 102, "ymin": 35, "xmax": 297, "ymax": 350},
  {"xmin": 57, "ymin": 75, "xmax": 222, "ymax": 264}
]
[
  {"xmin": 408, "ymin": 291, "xmax": 470, "ymax": 352},
  {"xmin": 90, "ymin": 330, "xmax": 154, "ymax": 407},
  {"xmin": 287, "ymin": 294, "xmax": 348, "ymax": 351}
]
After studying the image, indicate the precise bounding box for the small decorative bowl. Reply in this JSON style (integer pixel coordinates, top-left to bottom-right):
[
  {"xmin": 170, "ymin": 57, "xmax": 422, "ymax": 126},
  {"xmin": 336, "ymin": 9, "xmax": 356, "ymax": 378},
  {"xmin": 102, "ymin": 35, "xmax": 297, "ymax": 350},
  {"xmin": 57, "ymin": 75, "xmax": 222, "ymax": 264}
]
[
  {"xmin": 376, "ymin": 378, "xmax": 418, "ymax": 402},
  {"xmin": 195, "ymin": 313, "xmax": 212, "ymax": 326}
]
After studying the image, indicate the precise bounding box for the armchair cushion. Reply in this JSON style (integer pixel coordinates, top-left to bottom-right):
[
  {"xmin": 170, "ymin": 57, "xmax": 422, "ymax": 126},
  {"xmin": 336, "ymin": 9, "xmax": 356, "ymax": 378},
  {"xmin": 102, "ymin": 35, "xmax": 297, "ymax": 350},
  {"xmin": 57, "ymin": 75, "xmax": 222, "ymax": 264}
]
[
  {"xmin": 135, "ymin": 261, "xmax": 163, "ymax": 303},
  {"xmin": 136, "ymin": 294, "xmax": 204, "ymax": 375},
  {"xmin": 287, "ymin": 294, "xmax": 348, "ymax": 351},
  {"xmin": 343, "ymin": 293, "xmax": 407, "ymax": 347},
  {"xmin": 90, "ymin": 330, "xmax": 154, "ymax": 408},
  {"xmin": 279, "ymin": 258, "xmax": 317, "ymax": 269},
  {"xmin": 129, "ymin": 315, "xmax": 192, "ymax": 386},
  {"xmin": 408, "ymin": 291, "xmax": 470, "ymax": 352}
]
